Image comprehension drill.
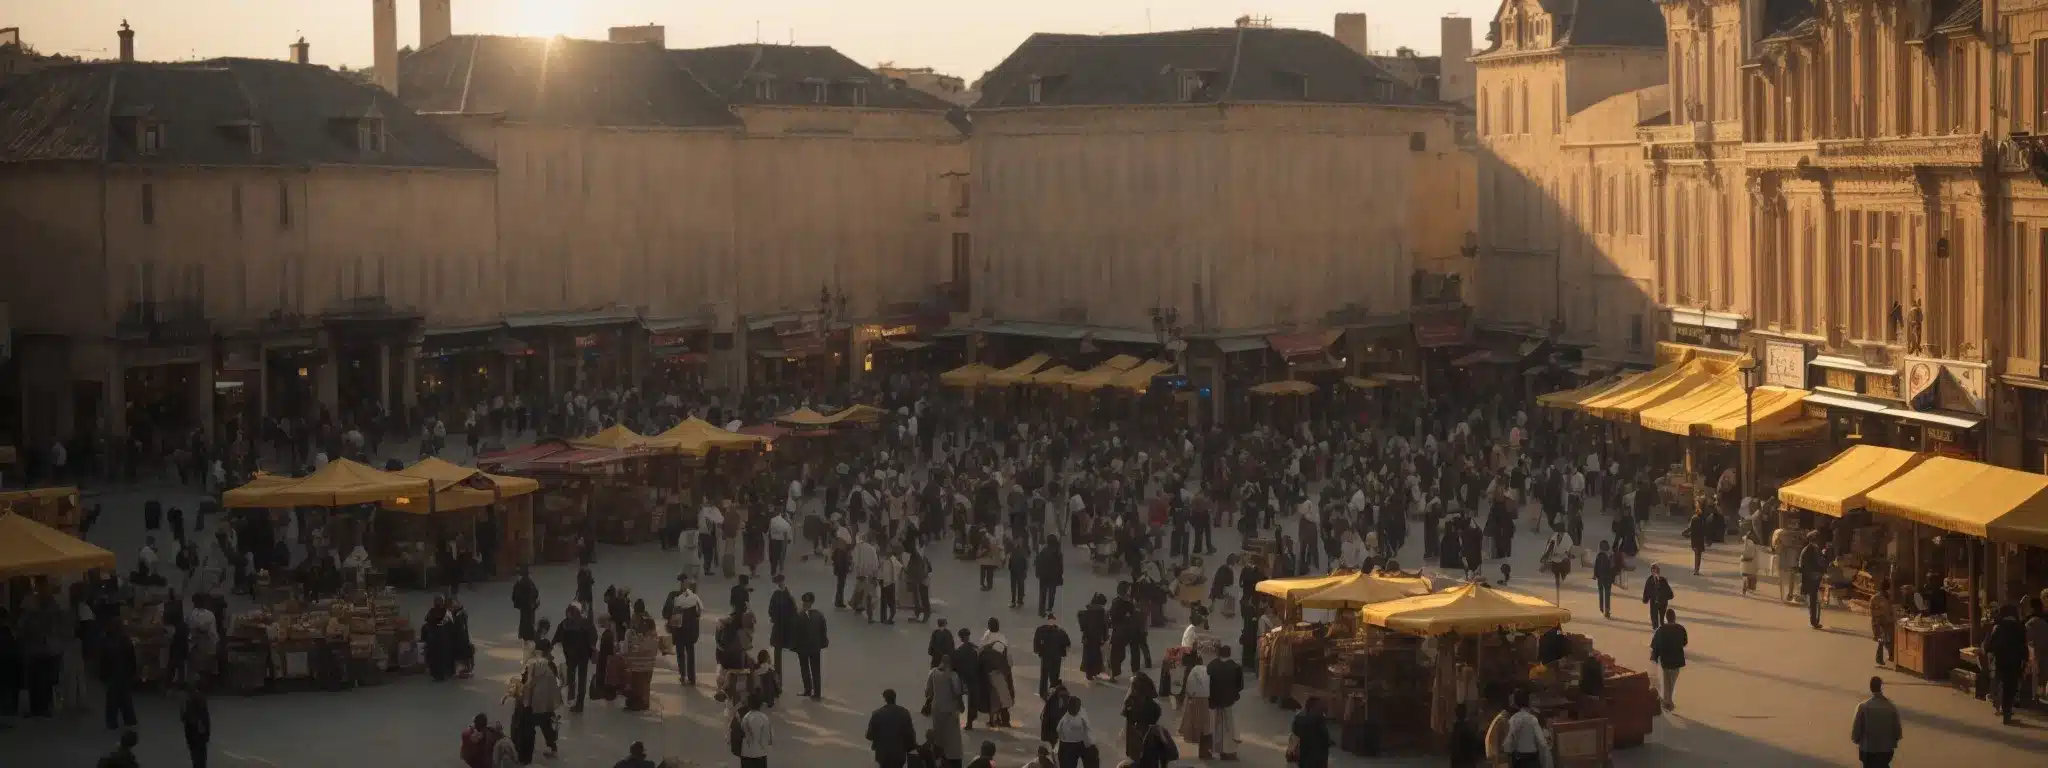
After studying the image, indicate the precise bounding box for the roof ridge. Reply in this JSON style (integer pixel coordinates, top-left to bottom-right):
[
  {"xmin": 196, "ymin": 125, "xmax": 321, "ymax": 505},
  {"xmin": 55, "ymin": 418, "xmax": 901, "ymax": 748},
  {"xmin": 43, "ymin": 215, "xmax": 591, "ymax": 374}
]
[{"xmin": 1219, "ymin": 25, "xmax": 1248, "ymax": 102}]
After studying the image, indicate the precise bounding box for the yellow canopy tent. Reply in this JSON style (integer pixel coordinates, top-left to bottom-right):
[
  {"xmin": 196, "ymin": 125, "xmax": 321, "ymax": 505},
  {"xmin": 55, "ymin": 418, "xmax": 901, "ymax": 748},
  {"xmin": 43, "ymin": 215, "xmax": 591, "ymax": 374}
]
[
  {"xmin": 223, "ymin": 459, "xmax": 434, "ymax": 508},
  {"xmin": 1255, "ymin": 573, "xmax": 1358, "ymax": 599},
  {"xmin": 983, "ymin": 353, "xmax": 1053, "ymax": 386},
  {"xmin": 1064, "ymin": 356, "xmax": 1144, "ymax": 392},
  {"xmin": 1572, "ymin": 359, "xmax": 1698, "ymax": 416},
  {"xmin": 940, "ymin": 363, "xmax": 997, "ymax": 388},
  {"xmin": 1360, "ymin": 583, "xmax": 1572, "ymax": 636},
  {"xmin": 1778, "ymin": 446, "xmax": 1926, "ymax": 517},
  {"xmin": 1583, "ymin": 359, "xmax": 1725, "ymax": 422},
  {"xmin": 1696, "ymin": 388, "xmax": 1812, "ymax": 441},
  {"xmin": 775, "ymin": 408, "xmax": 837, "ymax": 427},
  {"xmin": 1865, "ymin": 457, "xmax": 2048, "ymax": 548},
  {"xmin": 573, "ymin": 424, "xmax": 678, "ymax": 452},
  {"xmin": 1109, "ymin": 359, "xmax": 1175, "ymax": 392},
  {"xmin": 1250, "ymin": 380, "xmax": 1318, "ymax": 396},
  {"xmin": 1294, "ymin": 572, "xmax": 1435, "ymax": 609},
  {"xmin": 1636, "ymin": 377, "xmax": 1746, "ymax": 435},
  {"xmin": 1341, "ymin": 376, "xmax": 1383, "ymax": 389},
  {"xmin": 829, "ymin": 404, "xmax": 887, "ymax": 424},
  {"xmin": 385, "ymin": 457, "xmax": 542, "ymax": 514},
  {"xmin": 0, "ymin": 511, "xmax": 116, "ymax": 578},
  {"xmin": 1029, "ymin": 365, "xmax": 1077, "ymax": 387},
  {"xmin": 1535, "ymin": 374, "xmax": 1628, "ymax": 409},
  {"xmin": 657, "ymin": 417, "xmax": 771, "ymax": 456}
]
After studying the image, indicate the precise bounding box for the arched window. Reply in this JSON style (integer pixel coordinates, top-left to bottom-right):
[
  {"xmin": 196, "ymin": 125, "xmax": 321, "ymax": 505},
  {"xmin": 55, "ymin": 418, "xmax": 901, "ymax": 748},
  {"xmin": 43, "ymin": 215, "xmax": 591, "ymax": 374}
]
[
  {"xmin": 1479, "ymin": 89, "xmax": 1490, "ymax": 136},
  {"xmin": 1502, "ymin": 86, "xmax": 1515, "ymax": 134},
  {"xmin": 1519, "ymin": 81, "xmax": 1531, "ymax": 134}
]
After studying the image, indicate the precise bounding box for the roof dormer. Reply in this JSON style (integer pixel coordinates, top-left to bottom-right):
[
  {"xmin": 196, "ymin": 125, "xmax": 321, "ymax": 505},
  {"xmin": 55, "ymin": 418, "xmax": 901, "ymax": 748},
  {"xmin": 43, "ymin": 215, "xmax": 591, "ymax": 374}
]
[{"xmin": 219, "ymin": 119, "xmax": 261, "ymax": 157}]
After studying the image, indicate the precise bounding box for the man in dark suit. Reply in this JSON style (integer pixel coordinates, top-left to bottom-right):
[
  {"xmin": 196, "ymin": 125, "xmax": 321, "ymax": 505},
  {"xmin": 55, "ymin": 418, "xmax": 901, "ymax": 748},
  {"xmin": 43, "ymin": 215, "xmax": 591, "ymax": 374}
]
[
  {"xmin": 927, "ymin": 618, "xmax": 955, "ymax": 669},
  {"xmin": 767, "ymin": 576, "xmax": 798, "ymax": 672},
  {"xmin": 1031, "ymin": 614, "xmax": 1072, "ymax": 699},
  {"xmin": 864, "ymin": 688, "xmax": 919, "ymax": 768},
  {"xmin": 950, "ymin": 629, "xmax": 984, "ymax": 730},
  {"xmin": 1208, "ymin": 646, "xmax": 1246, "ymax": 761},
  {"xmin": 791, "ymin": 592, "xmax": 829, "ymax": 699}
]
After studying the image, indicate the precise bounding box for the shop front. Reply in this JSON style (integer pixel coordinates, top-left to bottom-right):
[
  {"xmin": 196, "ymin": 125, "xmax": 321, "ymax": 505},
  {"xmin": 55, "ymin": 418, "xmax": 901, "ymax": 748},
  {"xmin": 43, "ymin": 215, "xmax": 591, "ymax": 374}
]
[{"xmin": 2015, "ymin": 379, "xmax": 2048, "ymax": 474}]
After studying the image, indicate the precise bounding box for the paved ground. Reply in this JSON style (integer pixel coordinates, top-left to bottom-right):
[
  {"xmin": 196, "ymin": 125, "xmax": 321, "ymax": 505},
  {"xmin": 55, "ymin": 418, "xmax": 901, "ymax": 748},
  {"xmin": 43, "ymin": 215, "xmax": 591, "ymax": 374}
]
[{"xmin": 7, "ymin": 458, "xmax": 2048, "ymax": 767}]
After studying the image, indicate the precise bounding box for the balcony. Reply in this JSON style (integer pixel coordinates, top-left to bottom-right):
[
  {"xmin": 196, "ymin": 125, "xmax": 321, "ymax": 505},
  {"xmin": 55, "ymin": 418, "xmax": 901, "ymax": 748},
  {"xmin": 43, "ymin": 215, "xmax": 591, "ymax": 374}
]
[
  {"xmin": 1810, "ymin": 135, "xmax": 1986, "ymax": 170},
  {"xmin": 114, "ymin": 299, "xmax": 211, "ymax": 345}
]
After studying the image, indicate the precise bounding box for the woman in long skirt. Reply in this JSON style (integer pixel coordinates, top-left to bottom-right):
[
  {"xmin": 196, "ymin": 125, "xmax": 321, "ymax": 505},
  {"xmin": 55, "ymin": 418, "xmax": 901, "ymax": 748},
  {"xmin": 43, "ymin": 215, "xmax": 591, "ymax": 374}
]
[
  {"xmin": 979, "ymin": 641, "xmax": 1015, "ymax": 727},
  {"xmin": 1121, "ymin": 671, "xmax": 1160, "ymax": 760},
  {"xmin": 622, "ymin": 619, "xmax": 658, "ymax": 711}
]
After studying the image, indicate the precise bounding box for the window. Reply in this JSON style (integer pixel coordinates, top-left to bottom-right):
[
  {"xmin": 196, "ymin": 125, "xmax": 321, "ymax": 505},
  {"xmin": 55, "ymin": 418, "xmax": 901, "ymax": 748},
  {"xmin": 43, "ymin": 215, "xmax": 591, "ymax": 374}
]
[
  {"xmin": 247, "ymin": 125, "xmax": 263, "ymax": 156},
  {"xmin": 1551, "ymin": 82, "xmax": 1562, "ymax": 134},
  {"xmin": 357, "ymin": 118, "xmax": 385, "ymax": 153},
  {"xmin": 830, "ymin": 82, "xmax": 868, "ymax": 106},
  {"xmin": 1179, "ymin": 71, "xmax": 1220, "ymax": 102},
  {"xmin": 140, "ymin": 183, "xmax": 155, "ymax": 225},
  {"xmin": 1478, "ymin": 90, "xmax": 1488, "ymax": 136},
  {"xmin": 278, "ymin": 181, "xmax": 292, "ymax": 230},
  {"xmin": 140, "ymin": 121, "xmax": 165, "ymax": 155},
  {"xmin": 754, "ymin": 78, "xmax": 775, "ymax": 100},
  {"xmin": 1272, "ymin": 71, "xmax": 1307, "ymax": 100},
  {"xmin": 1410, "ymin": 132, "xmax": 1426, "ymax": 151},
  {"xmin": 808, "ymin": 81, "xmax": 828, "ymax": 103},
  {"xmin": 1369, "ymin": 77, "xmax": 1395, "ymax": 102},
  {"xmin": 2035, "ymin": 40, "xmax": 2048, "ymax": 130},
  {"xmin": 950, "ymin": 232, "xmax": 972, "ymax": 310},
  {"xmin": 1519, "ymin": 81, "xmax": 1530, "ymax": 133},
  {"xmin": 1029, "ymin": 74, "xmax": 1067, "ymax": 105},
  {"xmin": 1502, "ymin": 87, "xmax": 1514, "ymax": 134}
]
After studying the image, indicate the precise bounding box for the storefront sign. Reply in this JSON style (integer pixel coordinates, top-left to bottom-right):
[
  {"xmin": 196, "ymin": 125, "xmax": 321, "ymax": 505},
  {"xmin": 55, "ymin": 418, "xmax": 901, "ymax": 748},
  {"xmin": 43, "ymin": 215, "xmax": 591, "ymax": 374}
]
[
  {"xmin": 1903, "ymin": 357, "xmax": 1941, "ymax": 411},
  {"xmin": 864, "ymin": 324, "xmax": 918, "ymax": 340},
  {"xmin": 648, "ymin": 332, "xmax": 694, "ymax": 348},
  {"xmin": 573, "ymin": 334, "xmax": 601, "ymax": 350},
  {"xmin": 1824, "ymin": 369, "xmax": 1859, "ymax": 392},
  {"xmin": 1925, "ymin": 427, "xmax": 1957, "ymax": 444},
  {"xmin": 1672, "ymin": 325, "xmax": 1742, "ymax": 351},
  {"xmin": 1937, "ymin": 363, "xmax": 1987, "ymax": 415},
  {"xmin": 1805, "ymin": 404, "xmax": 1830, "ymax": 421},
  {"xmin": 1763, "ymin": 341, "xmax": 1806, "ymax": 388},
  {"xmin": 1864, "ymin": 373, "xmax": 1900, "ymax": 401}
]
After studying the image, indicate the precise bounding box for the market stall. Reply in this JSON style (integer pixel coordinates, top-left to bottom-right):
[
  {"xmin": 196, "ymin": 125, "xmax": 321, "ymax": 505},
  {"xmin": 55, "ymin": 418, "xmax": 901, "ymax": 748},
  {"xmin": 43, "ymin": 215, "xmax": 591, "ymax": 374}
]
[
  {"xmin": 0, "ymin": 487, "xmax": 83, "ymax": 534},
  {"xmin": 384, "ymin": 458, "xmax": 543, "ymax": 578},
  {"xmin": 1776, "ymin": 445, "xmax": 1928, "ymax": 610},
  {"xmin": 480, "ymin": 440, "xmax": 652, "ymax": 562},
  {"xmin": 0, "ymin": 510, "xmax": 116, "ymax": 579}
]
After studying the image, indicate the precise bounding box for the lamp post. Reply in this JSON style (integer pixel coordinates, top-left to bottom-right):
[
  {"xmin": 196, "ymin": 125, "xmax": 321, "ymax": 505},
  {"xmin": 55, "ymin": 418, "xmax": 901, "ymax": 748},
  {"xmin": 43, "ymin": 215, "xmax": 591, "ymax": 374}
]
[{"xmin": 1738, "ymin": 355, "xmax": 1758, "ymax": 501}]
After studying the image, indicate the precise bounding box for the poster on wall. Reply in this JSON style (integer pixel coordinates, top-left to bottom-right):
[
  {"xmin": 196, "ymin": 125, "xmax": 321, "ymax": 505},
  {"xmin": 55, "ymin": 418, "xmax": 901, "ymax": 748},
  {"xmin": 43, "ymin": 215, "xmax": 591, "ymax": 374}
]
[
  {"xmin": 1903, "ymin": 357, "xmax": 1941, "ymax": 411},
  {"xmin": 1937, "ymin": 362, "xmax": 1988, "ymax": 415},
  {"xmin": 1763, "ymin": 341, "xmax": 1806, "ymax": 388}
]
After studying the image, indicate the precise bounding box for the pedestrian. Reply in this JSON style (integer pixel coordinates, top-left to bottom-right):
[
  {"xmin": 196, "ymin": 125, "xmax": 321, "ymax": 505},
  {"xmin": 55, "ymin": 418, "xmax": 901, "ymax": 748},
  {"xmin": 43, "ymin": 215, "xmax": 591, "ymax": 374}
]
[
  {"xmin": 1446, "ymin": 702, "xmax": 1483, "ymax": 768},
  {"xmin": 1686, "ymin": 509, "xmax": 1711, "ymax": 575},
  {"xmin": 1032, "ymin": 614, "xmax": 1072, "ymax": 699},
  {"xmin": 1054, "ymin": 698, "xmax": 1094, "ymax": 768},
  {"xmin": 737, "ymin": 698, "xmax": 774, "ymax": 768},
  {"xmin": 792, "ymin": 592, "xmax": 828, "ymax": 699},
  {"xmin": 1739, "ymin": 535, "xmax": 1761, "ymax": 595},
  {"xmin": 1649, "ymin": 608, "xmax": 1687, "ymax": 711},
  {"xmin": 1497, "ymin": 691, "xmax": 1548, "ymax": 768},
  {"xmin": 512, "ymin": 566, "xmax": 540, "ymax": 642},
  {"xmin": 514, "ymin": 641, "xmax": 563, "ymax": 761},
  {"xmin": 613, "ymin": 740, "xmax": 657, "ymax": 768},
  {"xmin": 1078, "ymin": 594, "xmax": 1109, "ymax": 681},
  {"xmin": 575, "ymin": 563, "xmax": 595, "ymax": 611},
  {"xmin": 1207, "ymin": 645, "xmax": 1244, "ymax": 761},
  {"xmin": 1007, "ymin": 538, "xmax": 1031, "ymax": 610},
  {"xmin": 98, "ymin": 625, "xmax": 139, "ymax": 731},
  {"xmin": 461, "ymin": 713, "xmax": 501, "ymax": 768},
  {"xmin": 951, "ymin": 628, "xmax": 986, "ymax": 730},
  {"xmin": 1851, "ymin": 675, "xmax": 1901, "ymax": 767},
  {"xmin": 1176, "ymin": 648, "xmax": 1213, "ymax": 758},
  {"xmin": 1799, "ymin": 537, "xmax": 1827, "ymax": 629},
  {"xmin": 768, "ymin": 509, "xmax": 793, "ymax": 577},
  {"xmin": 1984, "ymin": 604, "xmax": 2028, "ymax": 724},
  {"xmin": 1592, "ymin": 540, "xmax": 1616, "ymax": 619},
  {"xmin": 553, "ymin": 604, "xmax": 597, "ymax": 711},
  {"xmin": 924, "ymin": 656, "xmax": 967, "ymax": 765},
  {"xmin": 1287, "ymin": 697, "xmax": 1332, "ymax": 768},
  {"xmin": 663, "ymin": 577, "xmax": 702, "ymax": 686},
  {"xmin": 1641, "ymin": 564, "xmax": 1673, "ymax": 629},
  {"xmin": 865, "ymin": 688, "xmax": 919, "ymax": 768},
  {"xmin": 966, "ymin": 740, "xmax": 998, "ymax": 768},
  {"xmin": 1870, "ymin": 581, "xmax": 1896, "ymax": 667},
  {"xmin": 181, "ymin": 685, "xmax": 211, "ymax": 768},
  {"xmin": 927, "ymin": 618, "xmax": 955, "ymax": 669}
]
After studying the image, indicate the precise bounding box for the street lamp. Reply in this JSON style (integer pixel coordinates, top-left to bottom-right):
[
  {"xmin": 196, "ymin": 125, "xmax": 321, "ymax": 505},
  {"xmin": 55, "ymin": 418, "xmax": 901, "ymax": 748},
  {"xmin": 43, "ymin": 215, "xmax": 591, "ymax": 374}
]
[{"xmin": 1737, "ymin": 355, "xmax": 1758, "ymax": 502}]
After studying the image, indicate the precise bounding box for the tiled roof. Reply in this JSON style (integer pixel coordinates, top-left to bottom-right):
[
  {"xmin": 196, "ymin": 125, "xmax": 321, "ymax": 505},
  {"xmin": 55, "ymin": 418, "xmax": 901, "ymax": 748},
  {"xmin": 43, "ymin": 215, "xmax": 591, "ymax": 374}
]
[
  {"xmin": 1933, "ymin": 0, "xmax": 1982, "ymax": 33},
  {"xmin": 1483, "ymin": 0, "xmax": 1666, "ymax": 53},
  {"xmin": 974, "ymin": 26, "xmax": 1434, "ymax": 109},
  {"xmin": 399, "ymin": 35, "xmax": 740, "ymax": 128},
  {"xmin": 668, "ymin": 43, "xmax": 956, "ymax": 111},
  {"xmin": 0, "ymin": 58, "xmax": 489, "ymax": 168}
]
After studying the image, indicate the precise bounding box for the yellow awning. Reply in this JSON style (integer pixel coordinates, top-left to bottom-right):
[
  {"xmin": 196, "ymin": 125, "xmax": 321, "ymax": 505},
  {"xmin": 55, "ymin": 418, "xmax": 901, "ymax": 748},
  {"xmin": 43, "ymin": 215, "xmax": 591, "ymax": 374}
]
[
  {"xmin": 655, "ymin": 417, "xmax": 770, "ymax": 457},
  {"xmin": 1342, "ymin": 375, "xmax": 1383, "ymax": 389},
  {"xmin": 1255, "ymin": 573, "xmax": 1357, "ymax": 599},
  {"xmin": 1636, "ymin": 377, "xmax": 1746, "ymax": 435},
  {"xmin": 1778, "ymin": 446, "xmax": 1927, "ymax": 517},
  {"xmin": 1100, "ymin": 354, "xmax": 1142, "ymax": 372},
  {"xmin": 573, "ymin": 424, "xmax": 678, "ymax": 452},
  {"xmin": 1294, "ymin": 572, "xmax": 1435, "ymax": 609},
  {"xmin": 1029, "ymin": 365, "xmax": 1077, "ymax": 386},
  {"xmin": 1109, "ymin": 359, "xmax": 1175, "ymax": 392},
  {"xmin": 385, "ymin": 457, "xmax": 542, "ymax": 514},
  {"xmin": 984, "ymin": 353, "xmax": 1053, "ymax": 386},
  {"xmin": 775, "ymin": 408, "xmax": 836, "ymax": 426},
  {"xmin": 940, "ymin": 363, "xmax": 996, "ymax": 388},
  {"xmin": 1360, "ymin": 583, "xmax": 1571, "ymax": 636},
  {"xmin": 1581, "ymin": 359, "xmax": 1726, "ymax": 421},
  {"xmin": 1867, "ymin": 457, "xmax": 2048, "ymax": 547},
  {"xmin": 1572, "ymin": 359, "xmax": 1697, "ymax": 415},
  {"xmin": 0, "ymin": 512, "xmax": 116, "ymax": 578},
  {"xmin": 1697, "ymin": 388, "xmax": 1811, "ymax": 441},
  {"xmin": 1535, "ymin": 374, "xmax": 1630, "ymax": 408},
  {"xmin": 223, "ymin": 459, "xmax": 434, "ymax": 508},
  {"xmin": 1250, "ymin": 379, "xmax": 1318, "ymax": 396}
]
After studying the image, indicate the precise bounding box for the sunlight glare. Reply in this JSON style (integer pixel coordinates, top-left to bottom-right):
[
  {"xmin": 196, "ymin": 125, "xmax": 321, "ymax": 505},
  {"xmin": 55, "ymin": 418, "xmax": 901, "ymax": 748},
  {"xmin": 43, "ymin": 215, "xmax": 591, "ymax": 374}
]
[{"xmin": 515, "ymin": 0, "xmax": 576, "ymax": 37}]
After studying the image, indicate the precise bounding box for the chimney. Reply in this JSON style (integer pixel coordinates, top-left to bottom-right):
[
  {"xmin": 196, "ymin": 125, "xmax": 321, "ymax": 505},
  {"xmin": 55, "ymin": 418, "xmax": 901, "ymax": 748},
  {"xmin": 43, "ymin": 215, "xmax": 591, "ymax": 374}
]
[
  {"xmin": 289, "ymin": 37, "xmax": 310, "ymax": 64},
  {"xmin": 607, "ymin": 25, "xmax": 666, "ymax": 46},
  {"xmin": 420, "ymin": 0, "xmax": 452, "ymax": 50},
  {"xmin": 117, "ymin": 19, "xmax": 135, "ymax": 62},
  {"xmin": 372, "ymin": 0, "xmax": 398, "ymax": 92},
  {"xmin": 1439, "ymin": 16, "xmax": 1476, "ymax": 105},
  {"xmin": 1335, "ymin": 12, "xmax": 1368, "ymax": 57}
]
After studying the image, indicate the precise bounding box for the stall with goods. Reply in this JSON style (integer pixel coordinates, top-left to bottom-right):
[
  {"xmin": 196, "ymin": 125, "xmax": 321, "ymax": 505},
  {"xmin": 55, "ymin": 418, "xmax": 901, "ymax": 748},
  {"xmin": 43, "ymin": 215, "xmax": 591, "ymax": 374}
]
[
  {"xmin": 0, "ymin": 487, "xmax": 83, "ymax": 534},
  {"xmin": 220, "ymin": 587, "xmax": 418, "ymax": 694},
  {"xmin": 480, "ymin": 440, "xmax": 652, "ymax": 562}
]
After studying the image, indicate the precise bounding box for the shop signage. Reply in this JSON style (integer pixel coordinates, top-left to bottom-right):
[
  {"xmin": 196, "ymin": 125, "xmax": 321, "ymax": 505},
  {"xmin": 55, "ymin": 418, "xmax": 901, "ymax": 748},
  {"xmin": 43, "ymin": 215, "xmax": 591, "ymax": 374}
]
[
  {"xmin": 865, "ymin": 324, "xmax": 918, "ymax": 340},
  {"xmin": 1763, "ymin": 341, "xmax": 1806, "ymax": 388},
  {"xmin": 573, "ymin": 334, "xmax": 601, "ymax": 350},
  {"xmin": 1903, "ymin": 357, "xmax": 1941, "ymax": 411},
  {"xmin": 1864, "ymin": 373, "xmax": 1900, "ymax": 401},
  {"xmin": 1804, "ymin": 404, "xmax": 1830, "ymax": 421},
  {"xmin": 1937, "ymin": 362, "xmax": 1988, "ymax": 415},
  {"xmin": 648, "ymin": 332, "xmax": 694, "ymax": 348},
  {"xmin": 1926, "ymin": 427, "xmax": 1957, "ymax": 444},
  {"xmin": 1824, "ymin": 369, "xmax": 1859, "ymax": 392},
  {"xmin": 1672, "ymin": 325, "xmax": 1742, "ymax": 351}
]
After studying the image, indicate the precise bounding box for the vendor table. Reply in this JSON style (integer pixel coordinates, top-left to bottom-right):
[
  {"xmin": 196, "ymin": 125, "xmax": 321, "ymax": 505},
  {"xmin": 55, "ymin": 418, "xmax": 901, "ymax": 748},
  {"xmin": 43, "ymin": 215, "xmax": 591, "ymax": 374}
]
[
  {"xmin": 1549, "ymin": 718, "xmax": 1612, "ymax": 768},
  {"xmin": 1895, "ymin": 625, "xmax": 1969, "ymax": 680},
  {"xmin": 1602, "ymin": 669, "xmax": 1656, "ymax": 748}
]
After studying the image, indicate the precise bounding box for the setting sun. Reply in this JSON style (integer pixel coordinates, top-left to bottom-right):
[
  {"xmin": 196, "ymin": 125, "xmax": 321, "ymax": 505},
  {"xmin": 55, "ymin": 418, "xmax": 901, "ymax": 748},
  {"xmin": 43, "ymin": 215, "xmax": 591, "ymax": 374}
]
[{"xmin": 513, "ymin": 0, "xmax": 577, "ymax": 36}]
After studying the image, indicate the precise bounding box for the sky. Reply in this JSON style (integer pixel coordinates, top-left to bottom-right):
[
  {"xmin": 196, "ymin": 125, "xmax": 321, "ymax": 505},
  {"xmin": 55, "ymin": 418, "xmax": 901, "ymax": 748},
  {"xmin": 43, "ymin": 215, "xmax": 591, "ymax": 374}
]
[{"xmin": 5, "ymin": 0, "xmax": 1500, "ymax": 81}]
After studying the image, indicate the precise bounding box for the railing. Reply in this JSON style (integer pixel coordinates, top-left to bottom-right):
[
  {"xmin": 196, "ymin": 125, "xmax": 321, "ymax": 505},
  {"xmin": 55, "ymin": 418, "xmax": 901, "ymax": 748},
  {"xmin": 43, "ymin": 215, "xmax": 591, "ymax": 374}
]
[{"xmin": 114, "ymin": 299, "xmax": 210, "ymax": 343}]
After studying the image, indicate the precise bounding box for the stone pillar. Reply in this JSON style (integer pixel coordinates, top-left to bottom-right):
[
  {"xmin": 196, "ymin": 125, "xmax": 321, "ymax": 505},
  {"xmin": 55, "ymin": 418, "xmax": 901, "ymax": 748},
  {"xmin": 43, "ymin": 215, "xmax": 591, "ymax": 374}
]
[
  {"xmin": 315, "ymin": 332, "xmax": 340, "ymax": 419},
  {"xmin": 544, "ymin": 336, "xmax": 559, "ymax": 397},
  {"xmin": 401, "ymin": 347, "xmax": 418, "ymax": 409},
  {"xmin": 498, "ymin": 356, "xmax": 515, "ymax": 397},
  {"xmin": 102, "ymin": 352, "xmax": 127, "ymax": 441},
  {"xmin": 1207, "ymin": 355, "xmax": 1228, "ymax": 428},
  {"xmin": 376, "ymin": 342, "xmax": 392, "ymax": 412},
  {"xmin": 193, "ymin": 358, "xmax": 217, "ymax": 442}
]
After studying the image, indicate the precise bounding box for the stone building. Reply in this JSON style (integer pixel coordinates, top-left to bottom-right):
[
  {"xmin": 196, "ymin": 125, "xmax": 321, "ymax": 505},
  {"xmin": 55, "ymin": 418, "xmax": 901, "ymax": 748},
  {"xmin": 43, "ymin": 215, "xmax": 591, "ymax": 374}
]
[
  {"xmin": 969, "ymin": 21, "xmax": 1471, "ymax": 412},
  {"xmin": 0, "ymin": 32, "xmax": 498, "ymax": 445},
  {"xmin": 1473, "ymin": 0, "xmax": 1669, "ymax": 365}
]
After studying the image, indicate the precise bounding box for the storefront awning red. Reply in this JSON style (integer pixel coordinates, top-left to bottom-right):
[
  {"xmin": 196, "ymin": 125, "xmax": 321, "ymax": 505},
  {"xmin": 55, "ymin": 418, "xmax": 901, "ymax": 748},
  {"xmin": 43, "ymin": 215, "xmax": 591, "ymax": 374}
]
[
  {"xmin": 1412, "ymin": 306, "xmax": 1472, "ymax": 348},
  {"xmin": 1267, "ymin": 330, "xmax": 1340, "ymax": 361}
]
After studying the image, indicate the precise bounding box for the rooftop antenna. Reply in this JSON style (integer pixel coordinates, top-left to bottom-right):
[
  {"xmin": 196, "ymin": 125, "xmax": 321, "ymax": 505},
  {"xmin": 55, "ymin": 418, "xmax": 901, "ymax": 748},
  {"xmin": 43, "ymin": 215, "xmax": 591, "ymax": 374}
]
[
  {"xmin": 1147, "ymin": 5, "xmax": 1153, "ymax": 31},
  {"xmin": 755, "ymin": 20, "xmax": 761, "ymax": 43}
]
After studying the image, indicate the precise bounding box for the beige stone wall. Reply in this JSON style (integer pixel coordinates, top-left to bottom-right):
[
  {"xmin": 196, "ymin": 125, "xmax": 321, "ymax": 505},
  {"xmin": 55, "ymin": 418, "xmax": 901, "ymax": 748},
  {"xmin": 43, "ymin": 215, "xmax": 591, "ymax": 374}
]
[
  {"xmin": 970, "ymin": 103, "xmax": 1458, "ymax": 332},
  {"xmin": 0, "ymin": 165, "xmax": 107, "ymax": 339},
  {"xmin": 303, "ymin": 168, "xmax": 500, "ymax": 325}
]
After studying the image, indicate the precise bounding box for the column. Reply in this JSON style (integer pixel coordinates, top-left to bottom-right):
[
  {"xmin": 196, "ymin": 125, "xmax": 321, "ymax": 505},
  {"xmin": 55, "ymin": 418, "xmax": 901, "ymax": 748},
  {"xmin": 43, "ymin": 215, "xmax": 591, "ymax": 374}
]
[
  {"xmin": 315, "ymin": 332, "xmax": 340, "ymax": 419},
  {"xmin": 376, "ymin": 342, "xmax": 392, "ymax": 412},
  {"xmin": 498, "ymin": 355, "xmax": 514, "ymax": 397},
  {"xmin": 193, "ymin": 357, "xmax": 217, "ymax": 442},
  {"xmin": 401, "ymin": 347, "xmax": 418, "ymax": 409},
  {"xmin": 544, "ymin": 336, "xmax": 559, "ymax": 397},
  {"xmin": 102, "ymin": 350, "xmax": 127, "ymax": 441},
  {"xmin": 256, "ymin": 350, "xmax": 270, "ymax": 424}
]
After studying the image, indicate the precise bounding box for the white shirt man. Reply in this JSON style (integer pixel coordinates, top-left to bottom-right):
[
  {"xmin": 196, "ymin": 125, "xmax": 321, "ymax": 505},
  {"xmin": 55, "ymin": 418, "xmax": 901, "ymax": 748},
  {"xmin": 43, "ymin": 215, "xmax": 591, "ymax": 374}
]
[
  {"xmin": 768, "ymin": 513, "xmax": 793, "ymax": 543},
  {"xmin": 138, "ymin": 539, "xmax": 160, "ymax": 574},
  {"xmin": 1499, "ymin": 706, "xmax": 1549, "ymax": 758},
  {"xmin": 739, "ymin": 707, "xmax": 774, "ymax": 759}
]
